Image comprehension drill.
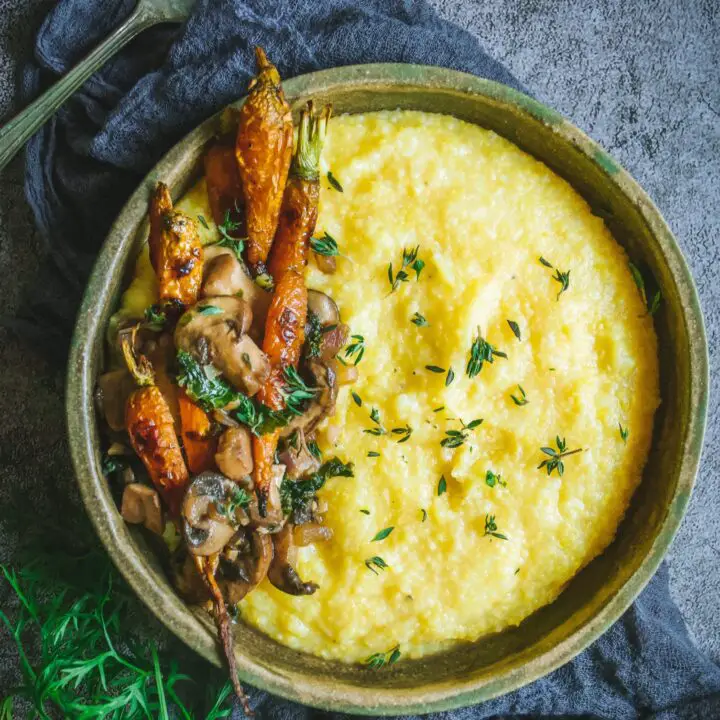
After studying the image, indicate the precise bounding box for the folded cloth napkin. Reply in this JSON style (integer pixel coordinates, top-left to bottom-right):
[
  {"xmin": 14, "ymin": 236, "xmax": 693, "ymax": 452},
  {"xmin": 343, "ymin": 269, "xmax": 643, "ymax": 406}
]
[{"xmin": 17, "ymin": 0, "xmax": 720, "ymax": 717}]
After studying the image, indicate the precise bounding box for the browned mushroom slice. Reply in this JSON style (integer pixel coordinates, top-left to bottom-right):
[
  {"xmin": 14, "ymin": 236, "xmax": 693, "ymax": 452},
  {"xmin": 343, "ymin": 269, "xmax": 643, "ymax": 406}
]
[
  {"xmin": 293, "ymin": 523, "xmax": 333, "ymax": 547},
  {"xmin": 281, "ymin": 359, "xmax": 338, "ymax": 438},
  {"xmin": 222, "ymin": 531, "xmax": 274, "ymax": 604},
  {"xmin": 215, "ymin": 426, "xmax": 254, "ymax": 481},
  {"xmin": 307, "ymin": 289, "xmax": 339, "ymax": 325},
  {"xmin": 121, "ymin": 483, "xmax": 164, "ymax": 535},
  {"xmin": 278, "ymin": 430, "xmax": 321, "ymax": 480},
  {"xmin": 175, "ymin": 296, "xmax": 270, "ymax": 396},
  {"xmin": 267, "ymin": 524, "xmax": 318, "ymax": 596},
  {"xmin": 96, "ymin": 368, "xmax": 137, "ymax": 431},
  {"xmin": 313, "ymin": 252, "xmax": 336, "ymax": 274},
  {"xmin": 182, "ymin": 472, "xmax": 244, "ymax": 556},
  {"xmin": 201, "ymin": 250, "xmax": 272, "ymax": 341}
]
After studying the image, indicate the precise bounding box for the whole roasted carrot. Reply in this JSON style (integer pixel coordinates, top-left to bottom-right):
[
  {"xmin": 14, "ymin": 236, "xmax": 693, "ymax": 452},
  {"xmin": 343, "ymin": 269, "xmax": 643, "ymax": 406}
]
[
  {"xmin": 253, "ymin": 270, "xmax": 307, "ymax": 515},
  {"xmin": 122, "ymin": 328, "xmax": 189, "ymax": 517},
  {"xmin": 267, "ymin": 102, "xmax": 331, "ymax": 280},
  {"xmin": 204, "ymin": 142, "xmax": 245, "ymax": 229},
  {"xmin": 235, "ymin": 47, "xmax": 293, "ymax": 275},
  {"xmin": 148, "ymin": 182, "xmax": 204, "ymax": 307},
  {"xmin": 177, "ymin": 389, "xmax": 217, "ymax": 474}
]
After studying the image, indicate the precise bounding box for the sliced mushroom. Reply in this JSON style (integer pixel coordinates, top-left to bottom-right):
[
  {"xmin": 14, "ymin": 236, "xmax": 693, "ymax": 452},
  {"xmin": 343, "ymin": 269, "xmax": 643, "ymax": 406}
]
[
  {"xmin": 175, "ymin": 296, "xmax": 270, "ymax": 396},
  {"xmin": 278, "ymin": 430, "xmax": 320, "ymax": 480},
  {"xmin": 293, "ymin": 523, "xmax": 333, "ymax": 547},
  {"xmin": 96, "ymin": 369, "xmax": 137, "ymax": 431},
  {"xmin": 121, "ymin": 483, "xmax": 164, "ymax": 535},
  {"xmin": 319, "ymin": 323, "xmax": 349, "ymax": 362},
  {"xmin": 222, "ymin": 531, "xmax": 274, "ymax": 604},
  {"xmin": 182, "ymin": 472, "xmax": 239, "ymax": 556},
  {"xmin": 281, "ymin": 359, "xmax": 338, "ymax": 438},
  {"xmin": 267, "ymin": 524, "xmax": 318, "ymax": 596},
  {"xmin": 171, "ymin": 550, "xmax": 211, "ymax": 604},
  {"xmin": 215, "ymin": 426, "xmax": 254, "ymax": 481},
  {"xmin": 307, "ymin": 290, "xmax": 340, "ymax": 326},
  {"xmin": 313, "ymin": 252, "xmax": 336, "ymax": 274},
  {"xmin": 247, "ymin": 464, "xmax": 286, "ymax": 529},
  {"xmin": 201, "ymin": 251, "xmax": 272, "ymax": 340}
]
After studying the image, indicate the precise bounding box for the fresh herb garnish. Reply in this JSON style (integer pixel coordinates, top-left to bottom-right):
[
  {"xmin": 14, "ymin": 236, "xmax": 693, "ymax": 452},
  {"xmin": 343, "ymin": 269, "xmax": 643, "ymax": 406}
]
[
  {"xmin": 307, "ymin": 440, "xmax": 322, "ymax": 460},
  {"xmin": 364, "ymin": 407, "xmax": 387, "ymax": 436},
  {"xmin": 342, "ymin": 334, "xmax": 366, "ymax": 366},
  {"xmin": 197, "ymin": 305, "xmax": 223, "ymax": 316},
  {"xmin": 280, "ymin": 458, "xmax": 354, "ymax": 514},
  {"xmin": 310, "ymin": 231, "xmax": 341, "ymax": 257},
  {"xmin": 304, "ymin": 310, "xmax": 323, "ymax": 359},
  {"xmin": 539, "ymin": 257, "xmax": 570, "ymax": 300},
  {"xmin": 176, "ymin": 350, "xmax": 237, "ymax": 411},
  {"xmin": 367, "ymin": 451, "xmax": 381, "ymax": 458},
  {"xmin": 197, "ymin": 214, "xmax": 209, "ymax": 229},
  {"xmin": 510, "ymin": 385, "xmax": 529, "ymax": 406},
  {"xmin": 391, "ymin": 425, "xmax": 412, "ymax": 444},
  {"xmin": 143, "ymin": 304, "xmax": 166, "ymax": 331},
  {"xmin": 215, "ymin": 485, "xmax": 251, "ymax": 523},
  {"xmin": 426, "ymin": 365, "xmax": 445, "ymax": 374},
  {"xmin": 208, "ymin": 208, "xmax": 246, "ymax": 261},
  {"xmin": 619, "ymin": 423, "xmax": 629, "ymax": 443},
  {"xmin": 507, "ymin": 319, "xmax": 521, "ymax": 341},
  {"xmin": 365, "ymin": 646, "xmax": 401, "ymax": 669},
  {"xmin": 327, "ymin": 171, "xmax": 344, "ymax": 192},
  {"xmin": 280, "ymin": 366, "xmax": 318, "ymax": 416},
  {"xmin": 538, "ymin": 436, "xmax": 583, "ymax": 476},
  {"xmin": 466, "ymin": 327, "xmax": 507, "ymax": 378},
  {"xmin": 629, "ymin": 262, "xmax": 662, "ymax": 314},
  {"xmin": 421, "ymin": 509, "xmax": 428, "ymax": 522},
  {"xmin": 360, "ymin": 508, "xmax": 371, "ymax": 515},
  {"xmin": 411, "ymin": 312, "xmax": 429, "ymax": 327},
  {"xmin": 440, "ymin": 418, "xmax": 483, "ymax": 448},
  {"xmin": 485, "ymin": 469, "xmax": 506, "ymax": 488},
  {"xmin": 484, "ymin": 514, "xmax": 508, "ymax": 540},
  {"xmin": 437, "ymin": 475, "xmax": 447, "ymax": 496},
  {"xmin": 101, "ymin": 454, "xmax": 128, "ymax": 476},
  {"xmin": 433, "ymin": 406, "xmax": 445, "ymax": 413},
  {"xmin": 365, "ymin": 556, "xmax": 389, "ymax": 575},
  {"xmin": 388, "ymin": 246, "xmax": 424, "ymax": 291},
  {"xmin": 445, "ymin": 367, "xmax": 455, "ymax": 386},
  {"xmin": 351, "ymin": 391, "xmax": 363, "ymax": 407},
  {"xmin": 371, "ymin": 527, "xmax": 394, "ymax": 542}
]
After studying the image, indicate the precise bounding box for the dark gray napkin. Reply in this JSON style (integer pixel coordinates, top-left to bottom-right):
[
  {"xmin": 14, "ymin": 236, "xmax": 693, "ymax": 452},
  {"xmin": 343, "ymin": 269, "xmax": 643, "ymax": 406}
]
[{"xmin": 17, "ymin": 0, "xmax": 720, "ymax": 717}]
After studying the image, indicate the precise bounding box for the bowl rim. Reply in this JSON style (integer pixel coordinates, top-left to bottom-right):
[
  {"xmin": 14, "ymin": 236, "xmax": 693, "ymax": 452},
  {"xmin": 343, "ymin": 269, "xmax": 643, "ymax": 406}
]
[{"xmin": 66, "ymin": 63, "xmax": 709, "ymax": 715}]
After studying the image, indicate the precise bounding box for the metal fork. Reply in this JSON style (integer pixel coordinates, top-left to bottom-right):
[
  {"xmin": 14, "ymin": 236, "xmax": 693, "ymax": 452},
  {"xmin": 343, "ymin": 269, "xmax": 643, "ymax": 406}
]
[{"xmin": 0, "ymin": 0, "xmax": 195, "ymax": 172}]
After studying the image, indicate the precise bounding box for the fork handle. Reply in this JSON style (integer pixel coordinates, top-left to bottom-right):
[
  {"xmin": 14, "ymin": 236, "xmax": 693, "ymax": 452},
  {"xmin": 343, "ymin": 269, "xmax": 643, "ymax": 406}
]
[{"xmin": 0, "ymin": 4, "xmax": 158, "ymax": 172}]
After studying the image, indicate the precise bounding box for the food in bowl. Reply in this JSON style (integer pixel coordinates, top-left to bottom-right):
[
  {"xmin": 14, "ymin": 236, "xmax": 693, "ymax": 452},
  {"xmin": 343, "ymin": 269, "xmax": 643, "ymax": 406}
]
[{"xmin": 96, "ymin": 49, "xmax": 660, "ymax": 706}]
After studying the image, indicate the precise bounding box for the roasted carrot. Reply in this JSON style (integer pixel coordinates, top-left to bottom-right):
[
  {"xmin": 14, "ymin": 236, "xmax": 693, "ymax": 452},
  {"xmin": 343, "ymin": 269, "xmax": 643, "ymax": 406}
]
[
  {"xmin": 195, "ymin": 555, "xmax": 253, "ymax": 716},
  {"xmin": 235, "ymin": 47, "xmax": 293, "ymax": 274},
  {"xmin": 267, "ymin": 102, "xmax": 331, "ymax": 280},
  {"xmin": 148, "ymin": 182, "xmax": 204, "ymax": 307},
  {"xmin": 253, "ymin": 270, "xmax": 308, "ymax": 514},
  {"xmin": 178, "ymin": 389, "xmax": 217, "ymax": 474},
  {"xmin": 204, "ymin": 142, "xmax": 245, "ymax": 229},
  {"xmin": 122, "ymin": 328, "xmax": 189, "ymax": 517}
]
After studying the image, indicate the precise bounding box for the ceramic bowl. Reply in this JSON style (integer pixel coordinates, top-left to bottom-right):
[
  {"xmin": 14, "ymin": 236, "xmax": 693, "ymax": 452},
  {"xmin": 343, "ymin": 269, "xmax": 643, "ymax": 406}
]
[{"xmin": 66, "ymin": 64, "xmax": 708, "ymax": 714}]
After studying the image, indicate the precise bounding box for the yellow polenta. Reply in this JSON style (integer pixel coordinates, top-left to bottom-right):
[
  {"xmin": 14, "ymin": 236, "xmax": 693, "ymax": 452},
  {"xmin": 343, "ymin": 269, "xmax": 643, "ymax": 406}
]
[{"xmin": 121, "ymin": 111, "xmax": 660, "ymax": 663}]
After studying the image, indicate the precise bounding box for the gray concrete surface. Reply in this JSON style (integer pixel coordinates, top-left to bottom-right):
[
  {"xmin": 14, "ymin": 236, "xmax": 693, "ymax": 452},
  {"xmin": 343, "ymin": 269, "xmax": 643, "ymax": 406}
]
[{"xmin": 0, "ymin": 0, "xmax": 717, "ymax": 689}]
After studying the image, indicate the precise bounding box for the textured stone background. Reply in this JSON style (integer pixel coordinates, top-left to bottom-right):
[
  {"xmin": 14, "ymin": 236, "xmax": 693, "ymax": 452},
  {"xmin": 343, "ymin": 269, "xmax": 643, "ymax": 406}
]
[{"xmin": 0, "ymin": 0, "xmax": 718, "ymax": 695}]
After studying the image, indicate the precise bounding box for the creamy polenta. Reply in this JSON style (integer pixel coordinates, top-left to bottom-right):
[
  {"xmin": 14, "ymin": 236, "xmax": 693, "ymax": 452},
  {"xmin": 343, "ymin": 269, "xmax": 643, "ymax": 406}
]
[{"xmin": 120, "ymin": 111, "xmax": 659, "ymax": 662}]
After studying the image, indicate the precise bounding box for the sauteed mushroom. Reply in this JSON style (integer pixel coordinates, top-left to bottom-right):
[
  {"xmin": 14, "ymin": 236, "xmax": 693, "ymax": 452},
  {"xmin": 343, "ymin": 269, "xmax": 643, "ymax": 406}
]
[
  {"xmin": 121, "ymin": 483, "xmax": 164, "ymax": 536},
  {"xmin": 215, "ymin": 426, "xmax": 254, "ymax": 480},
  {"xmin": 282, "ymin": 359, "xmax": 338, "ymax": 438},
  {"xmin": 267, "ymin": 524, "xmax": 318, "ymax": 596},
  {"xmin": 175, "ymin": 296, "xmax": 270, "ymax": 396},
  {"xmin": 221, "ymin": 531, "xmax": 274, "ymax": 604},
  {"xmin": 182, "ymin": 472, "xmax": 245, "ymax": 556}
]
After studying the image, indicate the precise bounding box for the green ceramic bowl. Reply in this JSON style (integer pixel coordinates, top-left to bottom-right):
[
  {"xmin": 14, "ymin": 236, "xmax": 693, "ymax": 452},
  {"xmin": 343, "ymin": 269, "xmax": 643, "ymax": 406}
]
[{"xmin": 66, "ymin": 65, "xmax": 708, "ymax": 714}]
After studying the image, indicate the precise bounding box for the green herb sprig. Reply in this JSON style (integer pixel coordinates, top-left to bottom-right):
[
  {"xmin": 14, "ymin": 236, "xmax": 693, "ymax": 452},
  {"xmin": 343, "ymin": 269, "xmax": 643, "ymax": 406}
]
[
  {"xmin": 365, "ymin": 646, "xmax": 401, "ymax": 669},
  {"xmin": 629, "ymin": 262, "xmax": 662, "ymax": 315},
  {"xmin": 510, "ymin": 385, "xmax": 529, "ymax": 406},
  {"xmin": 411, "ymin": 312, "xmax": 429, "ymax": 327},
  {"xmin": 538, "ymin": 436, "xmax": 583, "ymax": 476},
  {"xmin": 484, "ymin": 514, "xmax": 508, "ymax": 540},
  {"xmin": 365, "ymin": 556, "xmax": 389, "ymax": 575},
  {"xmin": 440, "ymin": 418, "xmax": 483, "ymax": 449},
  {"xmin": 619, "ymin": 423, "xmax": 629, "ymax": 443},
  {"xmin": 539, "ymin": 256, "xmax": 571, "ymax": 300},
  {"xmin": 327, "ymin": 171, "xmax": 344, "ymax": 192},
  {"xmin": 342, "ymin": 334, "xmax": 366, "ymax": 366},
  {"xmin": 280, "ymin": 458, "xmax": 354, "ymax": 514},
  {"xmin": 391, "ymin": 425, "xmax": 413, "ymax": 444},
  {"xmin": 371, "ymin": 527, "xmax": 394, "ymax": 542},
  {"xmin": 388, "ymin": 246, "xmax": 425, "ymax": 292},
  {"xmin": 364, "ymin": 407, "xmax": 387, "ymax": 436},
  {"xmin": 466, "ymin": 328, "xmax": 507, "ymax": 378},
  {"xmin": 485, "ymin": 469, "xmax": 507, "ymax": 488},
  {"xmin": 507, "ymin": 320, "xmax": 521, "ymax": 341}
]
